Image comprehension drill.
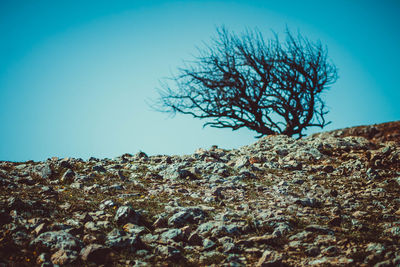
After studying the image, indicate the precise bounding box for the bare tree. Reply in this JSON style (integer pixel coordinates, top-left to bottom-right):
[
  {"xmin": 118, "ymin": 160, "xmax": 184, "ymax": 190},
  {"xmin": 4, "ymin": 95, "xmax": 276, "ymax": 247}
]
[{"xmin": 156, "ymin": 27, "xmax": 338, "ymax": 138}]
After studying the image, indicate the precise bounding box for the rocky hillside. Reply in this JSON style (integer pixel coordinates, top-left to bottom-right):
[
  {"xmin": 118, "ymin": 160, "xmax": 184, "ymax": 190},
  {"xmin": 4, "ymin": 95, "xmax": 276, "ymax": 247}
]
[{"xmin": 1, "ymin": 121, "xmax": 400, "ymax": 266}]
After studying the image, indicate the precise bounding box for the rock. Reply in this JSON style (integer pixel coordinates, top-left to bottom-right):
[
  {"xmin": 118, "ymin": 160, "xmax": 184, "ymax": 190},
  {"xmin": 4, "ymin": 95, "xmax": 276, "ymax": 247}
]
[
  {"xmin": 0, "ymin": 210, "xmax": 12, "ymax": 225},
  {"xmin": 74, "ymin": 212, "xmax": 93, "ymax": 223},
  {"xmin": 385, "ymin": 226, "xmax": 400, "ymax": 237},
  {"xmin": 36, "ymin": 252, "xmax": 49, "ymax": 265},
  {"xmin": 222, "ymin": 241, "xmax": 238, "ymax": 253},
  {"xmin": 114, "ymin": 206, "xmax": 142, "ymax": 226},
  {"xmin": 322, "ymin": 245, "xmax": 338, "ymax": 256},
  {"xmin": 322, "ymin": 165, "xmax": 334, "ymax": 173},
  {"xmin": 99, "ymin": 199, "xmax": 117, "ymax": 210},
  {"xmin": 256, "ymin": 249, "xmax": 283, "ymax": 267},
  {"xmin": 328, "ymin": 216, "xmax": 341, "ymax": 227},
  {"xmin": 293, "ymin": 178, "xmax": 305, "ymax": 185},
  {"xmin": 105, "ymin": 228, "xmax": 141, "ymax": 251},
  {"xmin": 39, "ymin": 186, "xmax": 57, "ymax": 197},
  {"xmin": 168, "ymin": 207, "xmax": 207, "ymax": 227},
  {"xmin": 374, "ymin": 259, "xmax": 395, "ymax": 267},
  {"xmin": 160, "ymin": 228, "xmax": 183, "ymax": 242},
  {"xmin": 31, "ymin": 231, "xmax": 83, "ymax": 252},
  {"xmin": 123, "ymin": 223, "xmax": 148, "ymax": 235},
  {"xmin": 272, "ymin": 222, "xmax": 292, "ymax": 237},
  {"xmin": 162, "ymin": 166, "xmax": 196, "ymax": 180},
  {"xmin": 70, "ymin": 182, "xmax": 82, "ymax": 189},
  {"xmin": 235, "ymin": 156, "xmax": 250, "ymax": 169},
  {"xmin": 247, "ymin": 234, "xmax": 278, "ymax": 245},
  {"xmin": 288, "ymin": 231, "xmax": 311, "ymax": 241},
  {"xmin": 306, "ymin": 246, "xmax": 320, "ymax": 257},
  {"xmin": 12, "ymin": 231, "xmax": 30, "ymax": 246},
  {"xmin": 60, "ymin": 169, "xmax": 75, "ymax": 183},
  {"xmin": 305, "ymin": 225, "xmax": 334, "ymax": 235},
  {"xmin": 156, "ymin": 245, "xmax": 182, "ymax": 260},
  {"xmin": 141, "ymin": 233, "xmax": 159, "ymax": 245},
  {"xmin": 199, "ymin": 251, "xmax": 225, "ymax": 265},
  {"xmin": 210, "ymin": 223, "xmax": 241, "ymax": 237},
  {"xmin": 1, "ymin": 121, "xmax": 400, "ymax": 266},
  {"xmin": 187, "ymin": 232, "xmax": 203, "ymax": 246},
  {"xmin": 308, "ymin": 256, "xmax": 353, "ymax": 266},
  {"xmin": 84, "ymin": 221, "xmax": 99, "ymax": 232},
  {"xmin": 92, "ymin": 165, "xmax": 107, "ymax": 172},
  {"xmin": 8, "ymin": 196, "xmax": 31, "ymax": 210},
  {"xmin": 80, "ymin": 244, "xmax": 111, "ymax": 264},
  {"xmin": 196, "ymin": 221, "xmax": 218, "ymax": 236},
  {"xmin": 40, "ymin": 164, "xmax": 53, "ymax": 179},
  {"xmin": 134, "ymin": 151, "xmax": 148, "ymax": 160},
  {"xmin": 33, "ymin": 223, "xmax": 47, "ymax": 236},
  {"xmin": 394, "ymin": 177, "xmax": 400, "ymax": 186},
  {"xmin": 117, "ymin": 170, "xmax": 126, "ymax": 181},
  {"xmin": 329, "ymin": 189, "xmax": 338, "ymax": 197},
  {"xmin": 294, "ymin": 197, "xmax": 321, "ymax": 208},
  {"xmin": 366, "ymin": 168, "xmax": 380, "ymax": 180},
  {"xmin": 202, "ymin": 238, "xmax": 216, "ymax": 250},
  {"xmin": 59, "ymin": 159, "xmax": 73, "ymax": 169},
  {"xmin": 366, "ymin": 243, "xmax": 385, "ymax": 255},
  {"xmin": 50, "ymin": 249, "xmax": 78, "ymax": 265}
]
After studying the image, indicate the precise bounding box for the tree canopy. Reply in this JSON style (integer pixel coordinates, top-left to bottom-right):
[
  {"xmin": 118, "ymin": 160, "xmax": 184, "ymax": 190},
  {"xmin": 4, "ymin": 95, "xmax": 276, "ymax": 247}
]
[{"xmin": 156, "ymin": 27, "xmax": 338, "ymax": 138}]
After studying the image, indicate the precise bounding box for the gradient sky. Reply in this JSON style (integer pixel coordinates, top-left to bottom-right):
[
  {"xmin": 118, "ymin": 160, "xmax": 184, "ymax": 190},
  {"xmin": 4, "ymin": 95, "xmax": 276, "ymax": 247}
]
[{"xmin": 1, "ymin": 0, "xmax": 399, "ymax": 162}]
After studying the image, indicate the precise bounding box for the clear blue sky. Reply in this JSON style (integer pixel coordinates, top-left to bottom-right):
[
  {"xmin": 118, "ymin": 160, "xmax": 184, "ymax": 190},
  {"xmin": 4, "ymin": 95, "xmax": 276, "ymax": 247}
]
[{"xmin": 1, "ymin": 0, "xmax": 399, "ymax": 161}]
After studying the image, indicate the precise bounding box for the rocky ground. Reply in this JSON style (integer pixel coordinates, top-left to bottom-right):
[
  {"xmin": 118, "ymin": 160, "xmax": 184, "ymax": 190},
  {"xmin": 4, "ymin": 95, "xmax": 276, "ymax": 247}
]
[{"xmin": 1, "ymin": 121, "xmax": 400, "ymax": 267}]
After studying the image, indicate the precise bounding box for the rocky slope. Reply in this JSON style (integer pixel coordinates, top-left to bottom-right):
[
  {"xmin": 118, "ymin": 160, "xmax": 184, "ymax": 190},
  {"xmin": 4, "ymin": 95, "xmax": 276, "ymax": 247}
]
[{"xmin": 1, "ymin": 121, "xmax": 400, "ymax": 266}]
